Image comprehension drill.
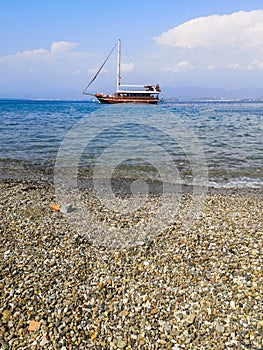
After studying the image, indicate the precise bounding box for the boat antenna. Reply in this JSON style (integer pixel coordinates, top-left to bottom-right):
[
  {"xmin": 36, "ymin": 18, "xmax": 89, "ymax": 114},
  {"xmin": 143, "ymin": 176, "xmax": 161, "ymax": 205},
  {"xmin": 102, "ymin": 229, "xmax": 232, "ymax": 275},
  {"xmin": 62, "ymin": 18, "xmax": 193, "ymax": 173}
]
[{"xmin": 83, "ymin": 41, "xmax": 118, "ymax": 95}]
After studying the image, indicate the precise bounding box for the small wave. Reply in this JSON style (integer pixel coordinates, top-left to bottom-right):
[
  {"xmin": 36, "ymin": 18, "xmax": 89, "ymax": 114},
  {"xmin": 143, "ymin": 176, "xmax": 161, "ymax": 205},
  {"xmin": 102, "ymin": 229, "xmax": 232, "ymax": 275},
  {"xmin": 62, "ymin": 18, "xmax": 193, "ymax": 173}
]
[{"xmin": 209, "ymin": 177, "xmax": 263, "ymax": 189}]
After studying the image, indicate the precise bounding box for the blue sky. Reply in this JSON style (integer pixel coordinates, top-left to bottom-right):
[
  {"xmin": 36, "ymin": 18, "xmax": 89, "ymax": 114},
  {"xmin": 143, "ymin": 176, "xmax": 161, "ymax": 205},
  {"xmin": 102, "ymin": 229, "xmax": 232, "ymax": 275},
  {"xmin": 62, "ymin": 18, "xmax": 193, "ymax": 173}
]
[{"xmin": 1, "ymin": 0, "xmax": 263, "ymax": 99}]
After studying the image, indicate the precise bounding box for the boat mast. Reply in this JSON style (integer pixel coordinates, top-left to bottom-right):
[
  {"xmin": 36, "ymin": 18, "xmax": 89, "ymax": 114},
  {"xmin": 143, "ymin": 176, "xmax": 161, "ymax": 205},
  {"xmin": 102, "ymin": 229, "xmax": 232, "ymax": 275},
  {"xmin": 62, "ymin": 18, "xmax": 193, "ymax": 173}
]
[{"xmin": 117, "ymin": 39, "xmax": 121, "ymax": 92}]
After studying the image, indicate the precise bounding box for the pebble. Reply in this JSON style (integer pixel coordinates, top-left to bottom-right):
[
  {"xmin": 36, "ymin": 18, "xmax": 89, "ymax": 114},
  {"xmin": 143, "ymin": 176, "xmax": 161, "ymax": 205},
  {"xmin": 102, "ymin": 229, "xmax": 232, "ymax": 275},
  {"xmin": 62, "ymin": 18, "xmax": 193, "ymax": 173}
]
[
  {"xmin": 60, "ymin": 204, "xmax": 74, "ymax": 214},
  {"xmin": 0, "ymin": 179, "xmax": 262, "ymax": 349},
  {"xmin": 39, "ymin": 336, "xmax": 49, "ymax": 346},
  {"xmin": 0, "ymin": 339, "xmax": 10, "ymax": 350}
]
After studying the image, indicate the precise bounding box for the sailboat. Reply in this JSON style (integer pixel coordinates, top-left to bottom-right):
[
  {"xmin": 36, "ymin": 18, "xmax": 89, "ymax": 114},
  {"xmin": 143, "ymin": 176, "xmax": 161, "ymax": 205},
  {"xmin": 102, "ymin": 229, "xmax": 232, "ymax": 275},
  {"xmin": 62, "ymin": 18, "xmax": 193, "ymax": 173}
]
[{"xmin": 83, "ymin": 39, "xmax": 161, "ymax": 104}]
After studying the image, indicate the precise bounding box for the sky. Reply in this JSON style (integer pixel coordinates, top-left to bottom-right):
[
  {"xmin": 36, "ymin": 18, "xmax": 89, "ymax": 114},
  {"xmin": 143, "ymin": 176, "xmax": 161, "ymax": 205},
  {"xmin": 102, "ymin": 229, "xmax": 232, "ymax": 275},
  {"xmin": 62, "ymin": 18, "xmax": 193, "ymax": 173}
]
[{"xmin": 1, "ymin": 0, "xmax": 263, "ymax": 99}]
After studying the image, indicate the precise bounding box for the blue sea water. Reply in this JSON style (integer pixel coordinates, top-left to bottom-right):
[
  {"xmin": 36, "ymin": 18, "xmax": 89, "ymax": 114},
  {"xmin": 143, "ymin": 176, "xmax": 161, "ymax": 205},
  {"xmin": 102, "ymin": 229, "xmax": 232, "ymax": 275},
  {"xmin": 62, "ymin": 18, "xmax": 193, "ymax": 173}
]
[{"xmin": 0, "ymin": 99, "xmax": 262, "ymax": 189}]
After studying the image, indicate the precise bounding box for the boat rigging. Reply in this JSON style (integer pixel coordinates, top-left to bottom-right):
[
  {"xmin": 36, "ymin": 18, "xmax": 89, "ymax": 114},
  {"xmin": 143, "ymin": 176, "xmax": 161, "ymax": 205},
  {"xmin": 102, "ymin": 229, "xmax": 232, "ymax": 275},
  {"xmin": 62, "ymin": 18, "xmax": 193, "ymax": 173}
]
[{"xmin": 83, "ymin": 39, "xmax": 161, "ymax": 104}]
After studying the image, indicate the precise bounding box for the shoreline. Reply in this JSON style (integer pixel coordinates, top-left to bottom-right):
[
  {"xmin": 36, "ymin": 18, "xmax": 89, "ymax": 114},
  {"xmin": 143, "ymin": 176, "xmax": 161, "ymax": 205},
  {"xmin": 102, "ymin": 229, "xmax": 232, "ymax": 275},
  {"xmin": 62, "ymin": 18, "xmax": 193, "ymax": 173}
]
[{"xmin": 0, "ymin": 172, "xmax": 262, "ymax": 197}]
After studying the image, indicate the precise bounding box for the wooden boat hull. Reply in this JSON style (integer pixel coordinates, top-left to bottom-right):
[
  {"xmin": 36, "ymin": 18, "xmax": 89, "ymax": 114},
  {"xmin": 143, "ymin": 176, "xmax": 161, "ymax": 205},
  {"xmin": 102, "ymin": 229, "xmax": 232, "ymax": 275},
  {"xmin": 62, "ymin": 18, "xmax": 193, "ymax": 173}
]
[{"xmin": 95, "ymin": 94, "xmax": 159, "ymax": 105}]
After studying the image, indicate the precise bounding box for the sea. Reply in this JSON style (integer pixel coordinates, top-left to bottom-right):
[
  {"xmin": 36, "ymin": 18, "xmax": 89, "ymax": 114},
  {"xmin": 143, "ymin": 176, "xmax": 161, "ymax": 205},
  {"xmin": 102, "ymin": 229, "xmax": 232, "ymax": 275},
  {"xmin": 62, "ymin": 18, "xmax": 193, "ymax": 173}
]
[{"xmin": 0, "ymin": 99, "xmax": 262, "ymax": 191}]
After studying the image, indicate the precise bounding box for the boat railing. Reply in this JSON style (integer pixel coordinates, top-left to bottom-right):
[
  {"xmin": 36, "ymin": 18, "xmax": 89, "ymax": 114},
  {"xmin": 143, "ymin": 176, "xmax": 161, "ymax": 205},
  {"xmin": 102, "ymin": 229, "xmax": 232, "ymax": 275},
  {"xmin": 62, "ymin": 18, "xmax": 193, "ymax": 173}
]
[{"xmin": 117, "ymin": 84, "xmax": 160, "ymax": 93}]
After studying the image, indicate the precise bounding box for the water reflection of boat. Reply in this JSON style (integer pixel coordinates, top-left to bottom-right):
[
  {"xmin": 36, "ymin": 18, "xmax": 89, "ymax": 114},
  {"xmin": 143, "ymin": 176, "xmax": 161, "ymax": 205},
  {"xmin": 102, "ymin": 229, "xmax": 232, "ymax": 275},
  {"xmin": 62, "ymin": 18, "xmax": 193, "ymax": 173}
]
[{"xmin": 83, "ymin": 39, "xmax": 161, "ymax": 104}]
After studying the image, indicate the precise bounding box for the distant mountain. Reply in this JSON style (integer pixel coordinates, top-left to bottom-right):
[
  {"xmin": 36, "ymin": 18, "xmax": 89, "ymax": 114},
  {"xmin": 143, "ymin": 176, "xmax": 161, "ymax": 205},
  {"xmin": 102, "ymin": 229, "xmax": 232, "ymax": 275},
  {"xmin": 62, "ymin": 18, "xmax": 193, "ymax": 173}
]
[
  {"xmin": 1, "ymin": 82, "xmax": 263, "ymax": 101},
  {"xmin": 162, "ymin": 86, "xmax": 263, "ymax": 100}
]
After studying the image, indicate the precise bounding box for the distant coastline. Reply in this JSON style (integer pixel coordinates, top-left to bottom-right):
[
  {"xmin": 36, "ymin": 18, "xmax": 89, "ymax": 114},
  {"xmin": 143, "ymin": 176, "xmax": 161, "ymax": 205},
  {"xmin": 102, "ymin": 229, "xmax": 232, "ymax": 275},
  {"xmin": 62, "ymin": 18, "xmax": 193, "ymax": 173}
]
[
  {"xmin": 160, "ymin": 97, "xmax": 263, "ymax": 103},
  {"xmin": 1, "ymin": 97, "xmax": 263, "ymax": 103},
  {"xmin": 1, "ymin": 84, "xmax": 263, "ymax": 103}
]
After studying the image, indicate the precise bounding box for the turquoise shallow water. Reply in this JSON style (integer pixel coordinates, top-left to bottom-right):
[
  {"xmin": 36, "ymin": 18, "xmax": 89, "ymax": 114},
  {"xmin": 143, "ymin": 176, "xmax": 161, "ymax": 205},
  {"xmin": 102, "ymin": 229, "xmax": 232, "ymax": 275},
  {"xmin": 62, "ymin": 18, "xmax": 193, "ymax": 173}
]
[{"xmin": 0, "ymin": 99, "xmax": 262, "ymax": 189}]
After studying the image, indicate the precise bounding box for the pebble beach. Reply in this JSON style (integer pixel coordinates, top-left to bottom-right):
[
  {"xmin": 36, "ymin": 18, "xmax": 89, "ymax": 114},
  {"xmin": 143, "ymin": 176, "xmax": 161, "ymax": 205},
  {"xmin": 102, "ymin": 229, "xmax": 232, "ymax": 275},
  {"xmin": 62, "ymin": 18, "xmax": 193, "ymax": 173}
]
[{"xmin": 0, "ymin": 179, "xmax": 262, "ymax": 349}]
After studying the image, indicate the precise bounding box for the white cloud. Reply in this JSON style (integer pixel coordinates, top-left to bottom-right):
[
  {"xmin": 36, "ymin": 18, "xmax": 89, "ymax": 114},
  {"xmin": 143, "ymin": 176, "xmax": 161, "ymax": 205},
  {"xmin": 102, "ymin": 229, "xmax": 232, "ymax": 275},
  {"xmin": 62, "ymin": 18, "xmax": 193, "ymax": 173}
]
[
  {"xmin": 50, "ymin": 41, "xmax": 78, "ymax": 54},
  {"xmin": 86, "ymin": 62, "xmax": 133, "ymax": 77},
  {"xmin": 0, "ymin": 41, "xmax": 78, "ymax": 62},
  {"xmin": 121, "ymin": 62, "xmax": 134, "ymax": 72},
  {"xmin": 86, "ymin": 62, "xmax": 133, "ymax": 78},
  {"xmin": 227, "ymin": 63, "xmax": 241, "ymax": 70},
  {"xmin": 73, "ymin": 69, "xmax": 81, "ymax": 75},
  {"xmin": 246, "ymin": 59, "xmax": 263, "ymax": 70},
  {"xmin": 0, "ymin": 41, "xmax": 91, "ymax": 94},
  {"xmin": 207, "ymin": 65, "xmax": 216, "ymax": 71},
  {"xmin": 226, "ymin": 60, "xmax": 263, "ymax": 70},
  {"xmin": 155, "ymin": 10, "xmax": 263, "ymax": 50},
  {"xmin": 87, "ymin": 67, "xmax": 107, "ymax": 74},
  {"xmin": 0, "ymin": 48, "xmax": 48, "ymax": 62},
  {"xmin": 164, "ymin": 61, "xmax": 194, "ymax": 73},
  {"xmin": 151, "ymin": 9, "xmax": 263, "ymax": 84}
]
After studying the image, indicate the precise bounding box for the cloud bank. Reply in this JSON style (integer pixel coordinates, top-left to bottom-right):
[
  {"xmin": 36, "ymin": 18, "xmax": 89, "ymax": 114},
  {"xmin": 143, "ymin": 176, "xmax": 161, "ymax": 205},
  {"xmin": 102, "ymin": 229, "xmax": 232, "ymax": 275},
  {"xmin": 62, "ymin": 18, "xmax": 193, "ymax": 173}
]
[
  {"xmin": 152, "ymin": 9, "xmax": 263, "ymax": 87},
  {"xmin": 164, "ymin": 61, "xmax": 194, "ymax": 73},
  {"xmin": 0, "ymin": 41, "xmax": 78, "ymax": 62},
  {"xmin": 155, "ymin": 10, "xmax": 263, "ymax": 50}
]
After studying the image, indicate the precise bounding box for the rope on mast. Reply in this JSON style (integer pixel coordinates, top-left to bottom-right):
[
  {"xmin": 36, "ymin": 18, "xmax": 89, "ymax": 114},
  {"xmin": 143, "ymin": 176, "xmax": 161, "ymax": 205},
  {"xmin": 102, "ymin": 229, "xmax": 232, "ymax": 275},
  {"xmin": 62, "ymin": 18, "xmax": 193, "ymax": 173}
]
[{"xmin": 82, "ymin": 42, "xmax": 118, "ymax": 95}]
